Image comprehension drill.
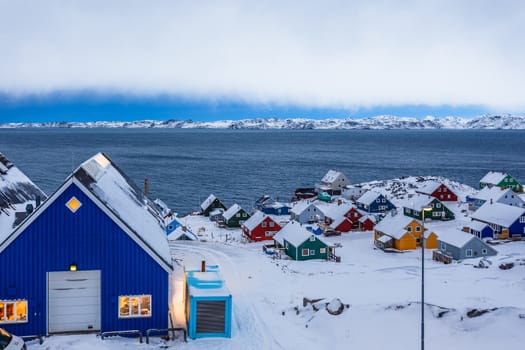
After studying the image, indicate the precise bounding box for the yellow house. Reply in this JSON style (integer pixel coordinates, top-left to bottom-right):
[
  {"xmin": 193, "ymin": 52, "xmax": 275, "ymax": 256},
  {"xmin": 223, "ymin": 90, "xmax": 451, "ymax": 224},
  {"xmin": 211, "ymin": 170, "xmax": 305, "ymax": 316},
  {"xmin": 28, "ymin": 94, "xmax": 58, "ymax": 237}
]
[{"xmin": 374, "ymin": 213, "xmax": 437, "ymax": 251}]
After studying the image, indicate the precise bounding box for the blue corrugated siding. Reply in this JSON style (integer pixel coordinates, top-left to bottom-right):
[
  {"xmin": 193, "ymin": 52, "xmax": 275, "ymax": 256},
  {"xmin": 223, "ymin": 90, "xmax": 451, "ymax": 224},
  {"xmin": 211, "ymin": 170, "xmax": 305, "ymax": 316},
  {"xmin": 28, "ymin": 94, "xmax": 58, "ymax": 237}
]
[{"xmin": 0, "ymin": 183, "xmax": 169, "ymax": 336}]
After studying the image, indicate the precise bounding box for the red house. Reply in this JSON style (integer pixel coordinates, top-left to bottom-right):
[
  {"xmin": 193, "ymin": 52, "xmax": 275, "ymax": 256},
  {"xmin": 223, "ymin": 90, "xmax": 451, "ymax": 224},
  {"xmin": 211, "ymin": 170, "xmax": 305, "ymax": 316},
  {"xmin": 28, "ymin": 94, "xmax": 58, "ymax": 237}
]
[
  {"xmin": 241, "ymin": 211, "xmax": 282, "ymax": 241},
  {"xmin": 358, "ymin": 215, "xmax": 377, "ymax": 231},
  {"xmin": 331, "ymin": 216, "xmax": 353, "ymax": 233},
  {"xmin": 345, "ymin": 207, "xmax": 364, "ymax": 229},
  {"xmin": 416, "ymin": 181, "xmax": 458, "ymax": 202}
]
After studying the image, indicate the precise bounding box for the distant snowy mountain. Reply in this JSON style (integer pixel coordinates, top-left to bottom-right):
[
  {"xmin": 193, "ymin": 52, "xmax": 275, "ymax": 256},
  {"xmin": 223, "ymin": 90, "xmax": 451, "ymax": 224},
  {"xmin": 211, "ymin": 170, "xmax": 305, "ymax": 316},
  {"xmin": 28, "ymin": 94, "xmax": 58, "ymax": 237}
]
[{"xmin": 2, "ymin": 114, "xmax": 525, "ymax": 129}]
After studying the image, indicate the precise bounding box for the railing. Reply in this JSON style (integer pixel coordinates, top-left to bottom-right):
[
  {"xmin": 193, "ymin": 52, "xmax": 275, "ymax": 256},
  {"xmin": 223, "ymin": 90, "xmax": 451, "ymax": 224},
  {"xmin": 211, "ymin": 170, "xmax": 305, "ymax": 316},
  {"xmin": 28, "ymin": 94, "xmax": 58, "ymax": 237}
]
[
  {"xmin": 100, "ymin": 330, "xmax": 143, "ymax": 343},
  {"xmin": 145, "ymin": 328, "xmax": 188, "ymax": 344}
]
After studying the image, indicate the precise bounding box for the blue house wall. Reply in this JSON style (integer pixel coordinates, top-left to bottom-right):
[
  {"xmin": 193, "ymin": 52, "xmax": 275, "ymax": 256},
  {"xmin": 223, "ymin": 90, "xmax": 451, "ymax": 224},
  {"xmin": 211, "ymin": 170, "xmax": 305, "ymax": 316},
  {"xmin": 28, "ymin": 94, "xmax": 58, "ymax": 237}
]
[
  {"xmin": 509, "ymin": 218, "xmax": 525, "ymax": 237},
  {"xmin": 0, "ymin": 183, "xmax": 169, "ymax": 337},
  {"xmin": 357, "ymin": 194, "xmax": 396, "ymax": 213}
]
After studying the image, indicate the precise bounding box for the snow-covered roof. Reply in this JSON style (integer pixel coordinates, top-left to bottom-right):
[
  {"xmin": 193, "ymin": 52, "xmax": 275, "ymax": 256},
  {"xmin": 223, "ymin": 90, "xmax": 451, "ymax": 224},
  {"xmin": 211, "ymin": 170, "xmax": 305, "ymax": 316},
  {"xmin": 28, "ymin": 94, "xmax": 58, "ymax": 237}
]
[
  {"xmin": 403, "ymin": 194, "xmax": 436, "ymax": 209},
  {"xmin": 437, "ymin": 229, "xmax": 476, "ymax": 248},
  {"xmin": 331, "ymin": 215, "xmax": 350, "ymax": 228},
  {"xmin": 290, "ymin": 200, "xmax": 316, "ymax": 215},
  {"xmin": 186, "ymin": 270, "xmax": 231, "ymax": 297},
  {"xmin": 417, "ymin": 181, "xmax": 445, "ymax": 195},
  {"xmin": 321, "ymin": 170, "xmax": 345, "ymax": 184},
  {"xmin": 274, "ymin": 221, "xmax": 328, "ymax": 247},
  {"xmin": 359, "ymin": 214, "xmax": 377, "ymax": 224},
  {"xmin": 357, "ymin": 191, "xmax": 383, "ymax": 206},
  {"xmin": 200, "ymin": 194, "xmax": 217, "ymax": 211},
  {"xmin": 222, "ymin": 203, "xmax": 243, "ymax": 221},
  {"xmin": 168, "ymin": 225, "xmax": 198, "ymax": 241},
  {"xmin": 471, "ymin": 202, "xmax": 525, "ymax": 227},
  {"xmin": 471, "ymin": 186, "xmax": 516, "ymax": 202},
  {"xmin": 374, "ymin": 214, "xmax": 416, "ymax": 239},
  {"xmin": 73, "ymin": 153, "xmax": 172, "ymax": 269},
  {"xmin": 468, "ymin": 220, "xmax": 490, "ymax": 232},
  {"xmin": 0, "ymin": 152, "xmax": 47, "ymax": 242},
  {"xmin": 377, "ymin": 235, "xmax": 392, "ymax": 244},
  {"xmin": 209, "ymin": 208, "xmax": 224, "ymax": 216},
  {"xmin": 316, "ymin": 201, "xmax": 353, "ymax": 219},
  {"xmin": 242, "ymin": 210, "xmax": 273, "ymax": 231},
  {"xmin": 479, "ymin": 171, "xmax": 507, "ymax": 185}
]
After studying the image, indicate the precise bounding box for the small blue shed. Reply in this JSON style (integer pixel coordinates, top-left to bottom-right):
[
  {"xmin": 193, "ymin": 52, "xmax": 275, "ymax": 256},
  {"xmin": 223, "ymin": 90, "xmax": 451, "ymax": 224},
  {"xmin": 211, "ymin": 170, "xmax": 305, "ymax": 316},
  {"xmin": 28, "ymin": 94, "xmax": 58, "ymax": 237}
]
[
  {"xmin": 185, "ymin": 266, "xmax": 232, "ymax": 339},
  {"xmin": 0, "ymin": 153, "xmax": 172, "ymax": 337}
]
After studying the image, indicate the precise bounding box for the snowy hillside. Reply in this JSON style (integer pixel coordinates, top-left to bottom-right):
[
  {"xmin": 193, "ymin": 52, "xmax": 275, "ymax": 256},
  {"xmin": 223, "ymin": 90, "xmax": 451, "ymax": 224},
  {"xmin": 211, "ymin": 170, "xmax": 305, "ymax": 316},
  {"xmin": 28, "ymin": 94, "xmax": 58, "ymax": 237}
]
[{"xmin": 2, "ymin": 114, "xmax": 525, "ymax": 129}]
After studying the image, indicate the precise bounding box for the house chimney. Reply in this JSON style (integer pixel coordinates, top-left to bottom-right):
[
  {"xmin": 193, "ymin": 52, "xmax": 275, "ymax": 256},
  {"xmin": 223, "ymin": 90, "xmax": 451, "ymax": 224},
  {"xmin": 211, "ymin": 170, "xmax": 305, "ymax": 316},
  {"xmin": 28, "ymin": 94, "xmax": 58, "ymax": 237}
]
[
  {"xmin": 201, "ymin": 260, "xmax": 206, "ymax": 272},
  {"xmin": 144, "ymin": 177, "xmax": 149, "ymax": 195}
]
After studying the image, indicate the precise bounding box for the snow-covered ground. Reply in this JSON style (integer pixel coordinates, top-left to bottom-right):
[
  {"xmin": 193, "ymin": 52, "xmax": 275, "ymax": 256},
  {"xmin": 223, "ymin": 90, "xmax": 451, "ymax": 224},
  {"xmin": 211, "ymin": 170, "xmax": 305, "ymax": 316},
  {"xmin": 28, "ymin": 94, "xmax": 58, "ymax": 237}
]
[{"xmin": 25, "ymin": 178, "xmax": 525, "ymax": 349}]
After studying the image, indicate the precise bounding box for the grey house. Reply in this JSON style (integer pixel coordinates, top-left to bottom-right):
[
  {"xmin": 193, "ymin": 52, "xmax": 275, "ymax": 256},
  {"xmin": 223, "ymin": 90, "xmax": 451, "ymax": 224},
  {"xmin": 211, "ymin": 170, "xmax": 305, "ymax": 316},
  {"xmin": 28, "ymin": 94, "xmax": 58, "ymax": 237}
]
[
  {"xmin": 290, "ymin": 201, "xmax": 324, "ymax": 224},
  {"xmin": 436, "ymin": 229, "xmax": 497, "ymax": 261}
]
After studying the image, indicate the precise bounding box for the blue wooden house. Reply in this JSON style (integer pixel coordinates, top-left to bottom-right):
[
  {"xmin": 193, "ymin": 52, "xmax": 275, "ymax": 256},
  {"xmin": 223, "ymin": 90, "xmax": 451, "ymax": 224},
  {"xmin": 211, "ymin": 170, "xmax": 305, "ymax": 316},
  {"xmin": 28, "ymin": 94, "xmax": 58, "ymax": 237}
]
[
  {"xmin": 0, "ymin": 153, "xmax": 172, "ymax": 337},
  {"xmin": 185, "ymin": 265, "xmax": 232, "ymax": 339},
  {"xmin": 356, "ymin": 191, "xmax": 396, "ymax": 213},
  {"xmin": 467, "ymin": 220, "xmax": 495, "ymax": 239},
  {"xmin": 470, "ymin": 202, "xmax": 525, "ymax": 240}
]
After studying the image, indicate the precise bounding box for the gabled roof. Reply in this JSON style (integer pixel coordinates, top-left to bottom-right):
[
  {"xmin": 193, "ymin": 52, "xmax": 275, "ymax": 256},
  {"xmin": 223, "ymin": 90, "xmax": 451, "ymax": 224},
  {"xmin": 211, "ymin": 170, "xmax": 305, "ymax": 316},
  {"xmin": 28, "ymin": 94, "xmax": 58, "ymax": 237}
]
[
  {"xmin": 0, "ymin": 152, "xmax": 47, "ymax": 241},
  {"xmin": 321, "ymin": 170, "xmax": 345, "ymax": 183},
  {"xmin": 290, "ymin": 200, "xmax": 317, "ymax": 215},
  {"xmin": 200, "ymin": 194, "xmax": 218, "ymax": 211},
  {"xmin": 168, "ymin": 225, "xmax": 198, "ymax": 241},
  {"xmin": 437, "ymin": 229, "xmax": 477, "ymax": 248},
  {"xmin": 359, "ymin": 214, "xmax": 377, "ymax": 224},
  {"xmin": 316, "ymin": 201, "xmax": 353, "ymax": 219},
  {"xmin": 471, "ymin": 202, "xmax": 525, "ymax": 227},
  {"xmin": 274, "ymin": 221, "xmax": 328, "ymax": 247},
  {"xmin": 417, "ymin": 181, "xmax": 450, "ymax": 195},
  {"xmin": 480, "ymin": 171, "xmax": 507, "ymax": 185},
  {"xmin": 357, "ymin": 191, "xmax": 384, "ymax": 206},
  {"xmin": 242, "ymin": 210, "xmax": 275, "ymax": 231},
  {"xmin": 471, "ymin": 187, "xmax": 518, "ymax": 202},
  {"xmin": 374, "ymin": 214, "xmax": 417, "ymax": 240},
  {"xmin": 222, "ymin": 203, "xmax": 244, "ymax": 221},
  {"xmin": 403, "ymin": 194, "xmax": 437, "ymax": 209},
  {"xmin": 1, "ymin": 153, "xmax": 172, "ymax": 272},
  {"xmin": 468, "ymin": 220, "xmax": 491, "ymax": 232}
]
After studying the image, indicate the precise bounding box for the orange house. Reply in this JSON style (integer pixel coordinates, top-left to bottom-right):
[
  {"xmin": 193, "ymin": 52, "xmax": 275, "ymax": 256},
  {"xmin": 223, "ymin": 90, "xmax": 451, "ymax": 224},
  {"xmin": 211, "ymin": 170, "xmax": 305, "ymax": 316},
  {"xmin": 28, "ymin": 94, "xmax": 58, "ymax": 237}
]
[{"xmin": 374, "ymin": 214, "xmax": 437, "ymax": 251}]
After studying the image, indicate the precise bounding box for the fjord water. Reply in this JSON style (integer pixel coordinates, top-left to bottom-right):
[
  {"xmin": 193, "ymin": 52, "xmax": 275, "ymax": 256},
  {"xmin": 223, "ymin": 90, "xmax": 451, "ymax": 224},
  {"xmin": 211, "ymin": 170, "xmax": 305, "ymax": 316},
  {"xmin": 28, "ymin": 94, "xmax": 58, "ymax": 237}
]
[{"xmin": 1, "ymin": 128, "xmax": 524, "ymax": 214}]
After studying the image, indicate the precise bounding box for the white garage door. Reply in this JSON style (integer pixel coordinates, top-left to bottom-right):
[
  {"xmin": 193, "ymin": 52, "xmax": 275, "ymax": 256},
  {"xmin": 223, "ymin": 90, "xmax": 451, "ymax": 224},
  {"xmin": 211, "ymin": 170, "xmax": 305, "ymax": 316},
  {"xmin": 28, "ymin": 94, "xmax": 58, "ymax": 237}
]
[{"xmin": 48, "ymin": 270, "xmax": 101, "ymax": 333}]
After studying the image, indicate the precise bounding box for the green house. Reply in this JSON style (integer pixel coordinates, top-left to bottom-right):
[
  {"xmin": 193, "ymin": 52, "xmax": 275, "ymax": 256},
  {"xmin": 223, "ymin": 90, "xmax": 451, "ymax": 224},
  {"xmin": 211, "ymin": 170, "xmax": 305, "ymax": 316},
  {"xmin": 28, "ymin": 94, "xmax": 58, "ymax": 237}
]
[
  {"xmin": 200, "ymin": 194, "xmax": 227, "ymax": 216},
  {"xmin": 403, "ymin": 194, "xmax": 455, "ymax": 221},
  {"xmin": 273, "ymin": 221, "xmax": 329, "ymax": 261},
  {"xmin": 222, "ymin": 203, "xmax": 250, "ymax": 228},
  {"xmin": 479, "ymin": 171, "xmax": 523, "ymax": 193}
]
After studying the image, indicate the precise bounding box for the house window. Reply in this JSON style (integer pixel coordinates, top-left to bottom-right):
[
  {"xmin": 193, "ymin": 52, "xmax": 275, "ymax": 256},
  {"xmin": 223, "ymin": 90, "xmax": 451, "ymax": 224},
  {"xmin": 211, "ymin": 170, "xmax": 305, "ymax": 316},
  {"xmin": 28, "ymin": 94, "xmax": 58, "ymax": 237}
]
[
  {"xmin": 440, "ymin": 242, "xmax": 446, "ymax": 250},
  {"xmin": 310, "ymin": 235, "xmax": 315, "ymax": 242},
  {"xmin": 269, "ymin": 222, "xmax": 275, "ymax": 228},
  {"xmin": 416, "ymin": 226, "xmax": 421, "ymax": 232},
  {"xmin": 520, "ymin": 216, "xmax": 525, "ymax": 223},
  {"xmin": 167, "ymin": 224, "xmax": 174, "ymax": 231},
  {"xmin": 66, "ymin": 196, "xmax": 82, "ymax": 213},
  {"xmin": 481, "ymin": 249, "xmax": 488, "ymax": 255},
  {"xmin": 376, "ymin": 199, "xmax": 380, "ymax": 203},
  {"xmin": 320, "ymin": 248, "xmax": 326, "ymax": 254},
  {"xmin": 0, "ymin": 300, "xmax": 28, "ymax": 323},
  {"xmin": 407, "ymin": 226, "xmax": 412, "ymax": 232},
  {"xmin": 242, "ymin": 212, "xmax": 247, "ymax": 217},
  {"xmin": 382, "ymin": 198, "xmax": 386, "ymax": 203},
  {"xmin": 261, "ymin": 222, "xmax": 267, "ymax": 228},
  {"xmin": 465, "ymin": 249, "xmax": 473, "ymax": 257},
  {"xmin": 236, "ymin": 213, "xmax": 241, "ymax": 218},
  {"xmin": 119, "ymin": 295, "xmax": 151, "ymax": 318},
  {"xmin": 310, "ymin": 249, "xmax": 315, "ymax": 255},
  {"xmin": 302, "ymin": 249, "xmax": 310, "ymax": 256},
  {"xmin": 436, "ymin": 203, "xmax": 441, "ymax": 208},
  {"xmin": 447, "ymin": 194, "xmax": 451, "ymax": 199},
  {"xmin": 265, "ymin": 231, "xmax": 274, "ymax": 237}
]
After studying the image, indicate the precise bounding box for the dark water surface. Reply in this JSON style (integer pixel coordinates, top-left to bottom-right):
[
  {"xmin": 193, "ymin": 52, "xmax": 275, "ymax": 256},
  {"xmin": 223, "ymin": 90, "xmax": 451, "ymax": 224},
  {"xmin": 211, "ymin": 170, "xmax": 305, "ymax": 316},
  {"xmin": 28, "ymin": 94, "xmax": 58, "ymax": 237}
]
[{"xmin": 1, "ymin": 129, "xmax": 524, "ymax": 214}]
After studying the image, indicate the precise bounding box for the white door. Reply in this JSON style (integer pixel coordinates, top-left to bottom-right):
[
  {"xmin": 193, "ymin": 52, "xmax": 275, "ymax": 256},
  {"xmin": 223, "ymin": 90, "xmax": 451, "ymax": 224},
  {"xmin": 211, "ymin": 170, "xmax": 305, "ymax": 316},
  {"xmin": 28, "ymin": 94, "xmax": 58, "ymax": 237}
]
[{"xmin": 48, "ymin": 270, "xmax": 101, "ymax": 333}]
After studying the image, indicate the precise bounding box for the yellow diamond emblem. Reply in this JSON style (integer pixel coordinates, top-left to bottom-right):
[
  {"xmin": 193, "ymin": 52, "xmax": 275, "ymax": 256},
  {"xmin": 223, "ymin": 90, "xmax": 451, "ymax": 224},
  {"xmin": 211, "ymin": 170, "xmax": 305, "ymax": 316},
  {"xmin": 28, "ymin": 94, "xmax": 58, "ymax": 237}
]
[{"xmin": 66, "ymin": 197, "xmax": 82, "ymax": 213}]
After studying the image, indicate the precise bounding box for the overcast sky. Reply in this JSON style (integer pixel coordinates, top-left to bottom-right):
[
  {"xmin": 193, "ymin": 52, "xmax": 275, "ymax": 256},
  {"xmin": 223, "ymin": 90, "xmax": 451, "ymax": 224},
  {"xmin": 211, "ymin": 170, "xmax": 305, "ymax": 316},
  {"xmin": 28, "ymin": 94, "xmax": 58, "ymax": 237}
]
[{"xmin": 1, "ymin": 0, "xmax": 524, "ymax": 121}]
